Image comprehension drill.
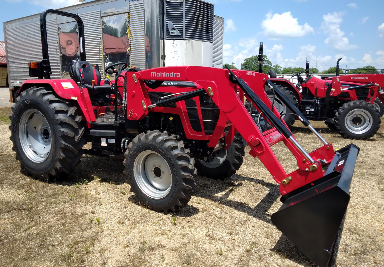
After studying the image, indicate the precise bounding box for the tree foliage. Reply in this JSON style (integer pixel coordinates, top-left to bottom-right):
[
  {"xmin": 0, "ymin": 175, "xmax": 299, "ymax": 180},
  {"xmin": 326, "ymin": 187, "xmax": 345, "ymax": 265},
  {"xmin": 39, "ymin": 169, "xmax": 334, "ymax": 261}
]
[
  {"xmin": 321, "ymin": 67, "xmax": 338, "ymax": 74},
  {"xmin": 102, "ymin": 21, "xmax": 118, "ymax": 37},
  {"xmin": 240, "ymin": 55, "xmax": 321, "ymax": 75},
  {"xmin": 119, "ymin": 20, "xmax": 129, "ymax": 38},
  {"xmin": 271, "ymin": 64, "xmax": 282, "ymax": 74},
  {"xmin": 241, "ymin": 55, "xmax": 272, "ymax": 74},
  {"xmin": 281, "ymin": 67, "xmax": 293, "ymax": 74},
  {"xmin": 309, "ymin": 68, "xmax": 319, "ymax": 74},
  {"xmin": 281, "ymin": 67, "xmax": 306, "ymax": 74},
  {"xmin": 223, "ymin": 63, "xmax": 237, "ymax": 70},
  {"xmin": 347, "ymin": 66, "xmax": 379, "ymax": 74}
]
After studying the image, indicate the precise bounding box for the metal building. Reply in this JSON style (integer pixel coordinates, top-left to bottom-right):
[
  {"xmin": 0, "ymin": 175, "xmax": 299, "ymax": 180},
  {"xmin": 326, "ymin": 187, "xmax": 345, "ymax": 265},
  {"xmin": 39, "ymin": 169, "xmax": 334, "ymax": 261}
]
[{"xmin": 3, "ymin": 0, "xmax": 224, "ymax": 89}]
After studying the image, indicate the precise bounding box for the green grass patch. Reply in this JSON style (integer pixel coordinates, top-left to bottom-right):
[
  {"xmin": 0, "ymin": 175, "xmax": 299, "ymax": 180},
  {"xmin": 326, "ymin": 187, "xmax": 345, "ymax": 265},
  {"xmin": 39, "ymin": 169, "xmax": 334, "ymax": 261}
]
[{"xmin": 0, "ymin": 107, "xmax": 12, "ymax": 124}]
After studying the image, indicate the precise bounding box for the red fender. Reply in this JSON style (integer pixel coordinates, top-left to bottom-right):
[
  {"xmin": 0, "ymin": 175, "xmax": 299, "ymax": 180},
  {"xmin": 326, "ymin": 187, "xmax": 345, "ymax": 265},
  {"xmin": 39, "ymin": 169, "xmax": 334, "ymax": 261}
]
[
  {"xmin": 19, "ymin": 79, "xmax": 96, "ymax": 126},
  {"xmin": 269, "ymin": 78, "xmax": 302, "ymax": 101}
]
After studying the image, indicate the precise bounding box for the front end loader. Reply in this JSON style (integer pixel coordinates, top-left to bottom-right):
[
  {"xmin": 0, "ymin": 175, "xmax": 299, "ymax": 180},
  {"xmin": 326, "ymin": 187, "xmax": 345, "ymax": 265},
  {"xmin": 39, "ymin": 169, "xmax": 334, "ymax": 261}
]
[{"xmin": 9, "ymin": 9, "xmax": 360, "ymax": 267}]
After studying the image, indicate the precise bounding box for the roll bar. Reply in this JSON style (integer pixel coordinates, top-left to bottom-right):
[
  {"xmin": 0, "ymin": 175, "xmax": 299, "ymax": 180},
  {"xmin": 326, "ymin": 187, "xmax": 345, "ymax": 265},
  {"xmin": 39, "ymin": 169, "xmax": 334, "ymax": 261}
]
[{"xmin": 40, "ymin": 9, "xmax": 86, "ymax": 78}]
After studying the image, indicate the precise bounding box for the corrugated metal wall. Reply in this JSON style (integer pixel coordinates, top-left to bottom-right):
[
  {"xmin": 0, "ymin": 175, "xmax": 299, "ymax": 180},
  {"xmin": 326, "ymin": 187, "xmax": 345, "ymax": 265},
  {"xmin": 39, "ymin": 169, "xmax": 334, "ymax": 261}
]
[
  {"xmin": 212, "ymin": 16, "xmax": 224, "ymax": 68},
  {"xmin": 5, "ymin": 17, "xmax": 61, "ymax": 85},
  {"xmin": 165, "ymin": 0, "xmax": 214, "ymax": 43},
  {"xmin": 47, "ymin": 19, "xmax": 61, "ymax": 79},
  {"xmin": 129, "ymin": 0, "xmax": 146, "ymax": 70},
  {"xmin": 184, "ymin": 0, "xmax": 213, "ymax": 42},
  {"xmin": 80, "ymin": 10, "xmax": 103, "ymax": 68}
]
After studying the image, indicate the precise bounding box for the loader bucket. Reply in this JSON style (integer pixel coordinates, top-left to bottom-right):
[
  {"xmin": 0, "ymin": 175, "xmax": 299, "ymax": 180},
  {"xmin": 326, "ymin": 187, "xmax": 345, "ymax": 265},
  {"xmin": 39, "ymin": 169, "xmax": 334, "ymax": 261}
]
[{"xmin": 271, "ymin": 144, "xmax": 359, "ymax": 267}]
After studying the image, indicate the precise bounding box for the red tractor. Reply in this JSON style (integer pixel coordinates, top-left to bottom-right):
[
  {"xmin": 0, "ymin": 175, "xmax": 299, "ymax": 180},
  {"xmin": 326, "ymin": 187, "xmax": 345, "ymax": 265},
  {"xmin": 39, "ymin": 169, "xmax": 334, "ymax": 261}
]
[
  {"xmin": 268, "ymin": 56, "xmax": 384, "ymax": 139},
  {"xmin": 9, "ymin": 10, "xmax": 360, "ymax": 266}
]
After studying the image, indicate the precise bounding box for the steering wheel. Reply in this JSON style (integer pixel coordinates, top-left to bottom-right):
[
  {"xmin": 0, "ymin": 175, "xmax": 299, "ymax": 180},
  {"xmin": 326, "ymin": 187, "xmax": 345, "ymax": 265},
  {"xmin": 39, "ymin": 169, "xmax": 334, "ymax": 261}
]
[{"xmin": 105, "ymin": 62, "xmax": 128, "ymax": 75}]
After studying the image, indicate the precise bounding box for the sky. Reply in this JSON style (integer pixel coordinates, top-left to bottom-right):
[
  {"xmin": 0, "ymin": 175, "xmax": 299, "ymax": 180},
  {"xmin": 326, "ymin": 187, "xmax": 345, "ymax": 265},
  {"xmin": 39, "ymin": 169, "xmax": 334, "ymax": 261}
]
[{"xmin": 1, "ymin": 0, "xmax": 384, "ymax": 71}]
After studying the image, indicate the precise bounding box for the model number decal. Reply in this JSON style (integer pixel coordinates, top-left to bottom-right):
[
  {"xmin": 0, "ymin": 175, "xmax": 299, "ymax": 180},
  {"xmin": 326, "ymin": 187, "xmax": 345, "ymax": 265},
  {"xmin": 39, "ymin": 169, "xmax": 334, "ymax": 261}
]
[{"xmin": 61, "ymin": 82, "xmax": 74, "ymax": 89}]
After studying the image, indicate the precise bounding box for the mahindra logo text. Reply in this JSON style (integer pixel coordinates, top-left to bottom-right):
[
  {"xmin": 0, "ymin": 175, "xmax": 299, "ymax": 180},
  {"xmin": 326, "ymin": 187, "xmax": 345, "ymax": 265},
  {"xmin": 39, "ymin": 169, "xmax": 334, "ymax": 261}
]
[
  {"xmin": 351, "ymin": 77, "xmax": 368, "ymax": 80},
  {"xmin": 151, "ymin": 72, "xmax": 181, "ymax": 78}
]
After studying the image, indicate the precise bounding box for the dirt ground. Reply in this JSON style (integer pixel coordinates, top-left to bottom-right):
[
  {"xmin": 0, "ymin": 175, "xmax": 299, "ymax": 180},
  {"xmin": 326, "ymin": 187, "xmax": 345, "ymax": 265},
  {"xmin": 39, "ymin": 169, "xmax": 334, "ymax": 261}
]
[
  {"xmin": 0, "ymin": 106, "xmax": 383, "ymax": 267},
  {"xmin": 0, "ymin": 87, "xmax": 12, "ymax": 108}
]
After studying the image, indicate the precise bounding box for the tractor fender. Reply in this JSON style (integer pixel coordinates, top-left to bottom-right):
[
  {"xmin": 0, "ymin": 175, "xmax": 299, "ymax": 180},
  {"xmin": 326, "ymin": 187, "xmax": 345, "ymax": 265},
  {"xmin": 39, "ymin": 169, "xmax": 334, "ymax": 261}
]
[
  {"xmin": 269, "ymin": 78, "xmax": 302, "ymax": 101},
  {"xmin": 19, "ymin": 79, "xmax": 96, "ymax": 124}
]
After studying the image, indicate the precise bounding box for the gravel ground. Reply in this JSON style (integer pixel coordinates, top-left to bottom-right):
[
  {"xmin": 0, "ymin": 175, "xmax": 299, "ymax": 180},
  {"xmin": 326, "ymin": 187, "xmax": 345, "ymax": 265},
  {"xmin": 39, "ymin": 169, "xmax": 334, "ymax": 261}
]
[{"xmin": 0, "ymin": 108, "xmax": 383, "ymax": 267}]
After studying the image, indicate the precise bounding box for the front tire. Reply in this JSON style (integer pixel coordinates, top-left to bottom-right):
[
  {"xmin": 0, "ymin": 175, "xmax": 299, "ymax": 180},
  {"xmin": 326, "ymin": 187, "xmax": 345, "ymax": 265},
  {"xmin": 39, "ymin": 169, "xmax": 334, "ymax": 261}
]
[
  {"xmin": 124, "ymin": 131, "xmax": 195, "ymax": 212},
  {"xmin": 334, "ymin": 100, "xmax": 380, "ymax": 139},
  {"xmin": 372, "ymin": 98, "xmax": 384, "ymax": 117},
  {"xmin": 195, "ymin": 136, "xmax": 245, "ymax": 179},
  {"xmin": 10, "ymin": 87, "xmax": 85, "ymax": 179}
]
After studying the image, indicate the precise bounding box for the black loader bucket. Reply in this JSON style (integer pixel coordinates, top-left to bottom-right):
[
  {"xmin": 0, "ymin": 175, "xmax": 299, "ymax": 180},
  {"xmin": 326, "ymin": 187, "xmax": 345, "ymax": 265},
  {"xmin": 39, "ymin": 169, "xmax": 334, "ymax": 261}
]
[{"xmin": 272, "ymin": 144, "xmax": 359, "ymax": 267}]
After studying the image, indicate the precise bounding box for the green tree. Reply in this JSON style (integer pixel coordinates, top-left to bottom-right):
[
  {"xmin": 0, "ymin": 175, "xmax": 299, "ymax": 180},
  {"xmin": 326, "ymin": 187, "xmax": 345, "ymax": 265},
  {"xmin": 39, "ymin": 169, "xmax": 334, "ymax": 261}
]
[
  {"xmin": 223, "ymin": 63, "xmax": 237, "ymax": 70},
  {"xmin": 67, "ymin": 24, "xmax": 78, "ymax": 33},
  {"xmin": 347, "ymin": 66, "xmax": 379, "ymax": 74},
  {"xmin": 321, "ymin": 67, "xmax": 338, "ymax": 74},
  {"xmin": 241, "ymin": 55, "xmax": 272, "ymax": 74},
  {"xmin": 292, "ymin": 67, "xmax": 305, "ymax": 73},
  {"xmin": 281, "ymin": 67, "xmax": 293, "ymax": 74},
  {"xmin": 271, "ymin": 64, "xmax": 282, "ymax": 74},
  {"xmin": 119, "ymin": 20, "xmax": 128, "ymax": 37},
  {"xmin": 102, "ymin": 20, "xmax": 118, "ymax": 37},
  {"xmin": 309, "ymin": 67, "xmax": 319, "ymax": 74}
]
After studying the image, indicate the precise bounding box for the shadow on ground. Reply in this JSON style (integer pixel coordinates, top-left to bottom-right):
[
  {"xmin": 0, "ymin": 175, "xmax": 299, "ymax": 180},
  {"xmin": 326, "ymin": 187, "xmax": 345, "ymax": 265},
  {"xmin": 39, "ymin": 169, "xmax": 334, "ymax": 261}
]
[{"xmin": 194, "ymin": 174, "xmax": 280, "ymax": 225}]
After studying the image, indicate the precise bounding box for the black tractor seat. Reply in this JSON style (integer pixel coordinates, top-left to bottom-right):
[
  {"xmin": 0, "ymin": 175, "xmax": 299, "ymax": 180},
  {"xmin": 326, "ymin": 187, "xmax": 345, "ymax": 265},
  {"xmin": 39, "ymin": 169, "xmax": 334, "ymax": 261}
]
[{"xmin": 69, "ymin": 60, "xmax": 113, "ymax": 94}]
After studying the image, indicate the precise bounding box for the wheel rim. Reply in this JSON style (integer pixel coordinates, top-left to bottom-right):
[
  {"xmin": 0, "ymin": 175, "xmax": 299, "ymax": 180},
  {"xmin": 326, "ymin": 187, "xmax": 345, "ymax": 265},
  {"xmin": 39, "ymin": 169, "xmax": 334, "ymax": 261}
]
[
  {"xmin": 19, "ymin": 109, "xmax": 52, "ymax": 163},
  {"xmin": 134, "ymin": 150, "xmax": 172, "ymax": 199},
  {"xmin": 198, "ymin": 149, "xmax": 227, "ymax": 168},
  {"xmin": 345, "ymin": 108, "xmax": 373, "ymax": 135}
]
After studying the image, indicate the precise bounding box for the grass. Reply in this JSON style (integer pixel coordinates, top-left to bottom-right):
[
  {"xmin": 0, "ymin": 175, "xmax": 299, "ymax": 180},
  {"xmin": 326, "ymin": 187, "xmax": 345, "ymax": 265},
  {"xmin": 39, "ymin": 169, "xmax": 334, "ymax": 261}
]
[
  {"xmin": 0, "ymin": 117, "xmax": 383, "ymax": 266},
  {"xmin": 0, "ymin": 106, "xmax": 11, "ymax": 124}
]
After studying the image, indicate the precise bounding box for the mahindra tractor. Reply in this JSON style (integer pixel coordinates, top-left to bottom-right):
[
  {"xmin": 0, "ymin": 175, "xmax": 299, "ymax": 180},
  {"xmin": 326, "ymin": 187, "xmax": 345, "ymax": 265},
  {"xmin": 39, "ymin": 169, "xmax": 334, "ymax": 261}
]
[
  {"xmin": 268, "ymin": 56, "xmax": 384, "ymax": 139},
  {"xmin": 9, "ymin": 10, "xmax": 361, "ymax": 266}
]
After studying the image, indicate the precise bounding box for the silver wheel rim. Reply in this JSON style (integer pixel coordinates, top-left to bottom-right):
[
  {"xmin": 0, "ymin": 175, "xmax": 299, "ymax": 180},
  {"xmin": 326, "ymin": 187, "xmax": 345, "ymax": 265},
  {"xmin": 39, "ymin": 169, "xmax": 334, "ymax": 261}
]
[
  {"xmin": 198, "ymin": 149, "xmax": 227, "ymax": 168},
  {"xmin": 345, "ymin": 108, "xmax": 373, "ymax": 135},
  {"xmin": 134, "ymin": 150, "xmax": 172, "ymax": 199},
  {"xmin": 19, "ymin": 109, "xmax": 52, "ymax": 163}
]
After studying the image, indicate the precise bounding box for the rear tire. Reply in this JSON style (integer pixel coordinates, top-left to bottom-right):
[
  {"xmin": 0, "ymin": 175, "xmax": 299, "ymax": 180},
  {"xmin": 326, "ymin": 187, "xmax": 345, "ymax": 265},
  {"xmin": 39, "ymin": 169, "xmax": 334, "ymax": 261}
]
[
  {"xmin": 9, "ymin": 87, "xmax": 85, "ymax": 179},
  {"xmin": 266, "ymin": 84, "xmax": 298, "ymax": 127},
  {"xmin": 195, "ymin": 136, "xmax": 245, "ymax": 179},
  {"xmin": 124, "ymin": 131, "xmax": 195, "ymax": 212},
  {"xmin": 324, "ymin": 118, "xmax": 337, "ymax": 131},
  {"xmin": 334, "ymin": 100, "xmax": 380, "ymax": 139}
]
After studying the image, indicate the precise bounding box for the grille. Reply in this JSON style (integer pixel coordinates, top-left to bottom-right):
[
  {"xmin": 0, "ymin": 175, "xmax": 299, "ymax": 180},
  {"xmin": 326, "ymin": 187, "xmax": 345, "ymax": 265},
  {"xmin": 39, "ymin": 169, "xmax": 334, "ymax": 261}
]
[
  {"xmin": 165, "ymin": 0, "xmax": 214, "ymax": 42},
  {"xmin": 212, "ymin": 15, "xmax": 224, "ymax": 68}
]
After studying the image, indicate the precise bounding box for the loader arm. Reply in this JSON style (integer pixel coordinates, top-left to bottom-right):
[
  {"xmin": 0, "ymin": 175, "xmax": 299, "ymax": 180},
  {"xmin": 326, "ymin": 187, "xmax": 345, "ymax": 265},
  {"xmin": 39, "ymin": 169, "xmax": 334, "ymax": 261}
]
[
  {"xmin": 124, "ymin": 66, "xmax": 360, "ymax": 266},
  {"xmin": 125, "ymin": 66, "xmax": 335, "ymax": 194}
]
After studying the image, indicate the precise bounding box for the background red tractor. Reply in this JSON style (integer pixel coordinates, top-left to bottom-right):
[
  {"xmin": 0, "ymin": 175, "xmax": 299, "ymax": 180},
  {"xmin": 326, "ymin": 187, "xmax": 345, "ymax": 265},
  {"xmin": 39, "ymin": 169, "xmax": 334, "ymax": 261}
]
[
  {"xmin": 268, "ymin": 56, "xmax": 384, "ymax": 139},
  {"xmin": 9, "ymin": 9, "xmax": 361, "ymax": 267}
]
